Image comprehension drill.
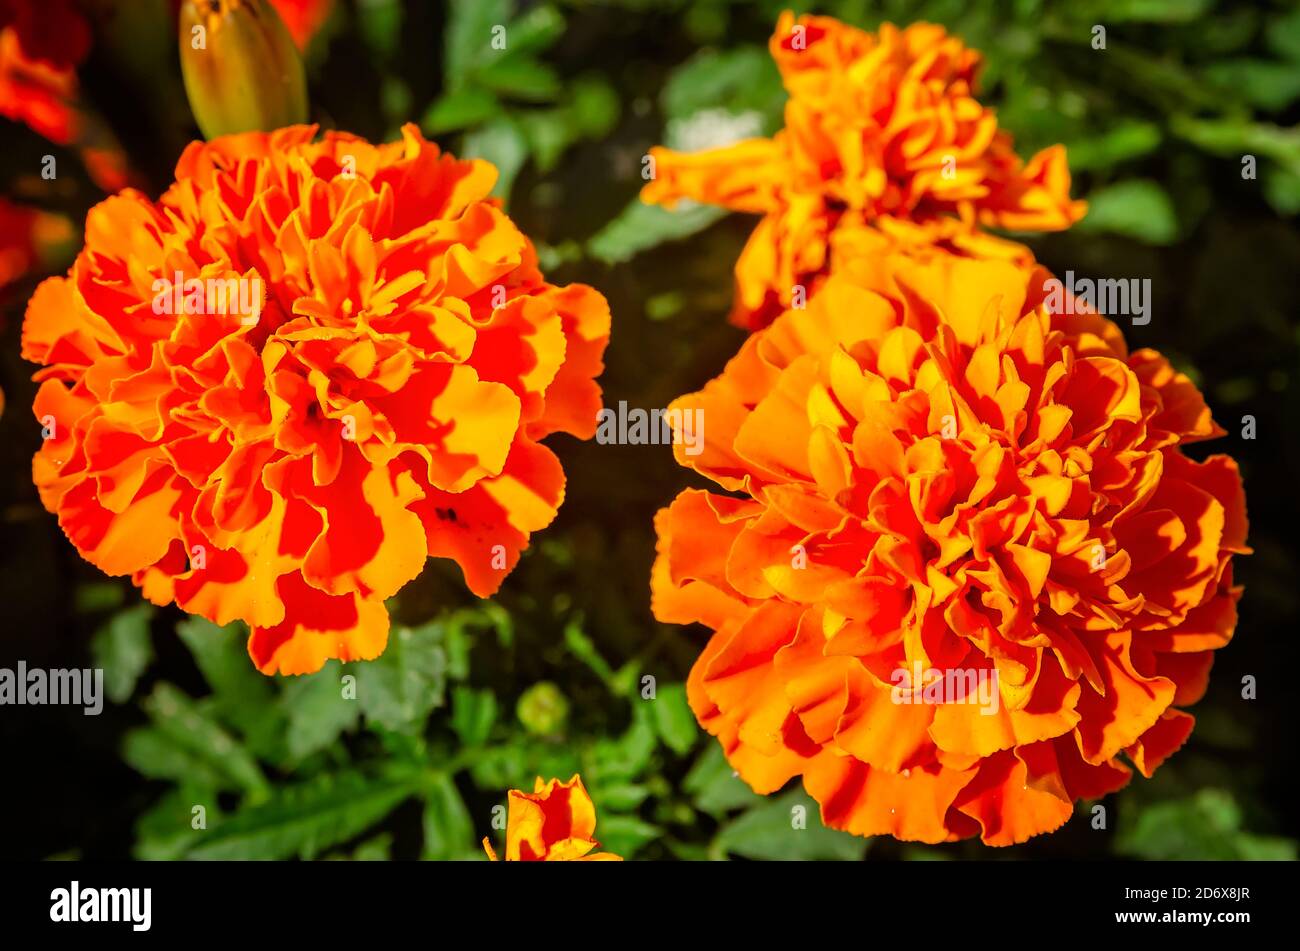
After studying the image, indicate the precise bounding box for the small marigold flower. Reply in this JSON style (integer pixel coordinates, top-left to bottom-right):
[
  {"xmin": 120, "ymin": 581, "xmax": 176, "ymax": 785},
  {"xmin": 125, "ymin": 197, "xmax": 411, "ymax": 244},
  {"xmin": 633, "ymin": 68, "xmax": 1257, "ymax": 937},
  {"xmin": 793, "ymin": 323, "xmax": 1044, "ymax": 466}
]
[
  {"xmin": 641, "ymin": 13, "xmax": 1086, "ymax": 330},
  {"xmin": 24, "ymin": 124, "xmax": 610, "ymax": 675},
  {"xmin": 483, "ymin": 775, "xmax": 621, "ymax": 861},
  {"xmin": 651, "ymin": 244, "xmax": 1246, "ymax": 845},
  {"xmin": 0, "ymin": 0, "xmax": 91, "ymax": 72}
]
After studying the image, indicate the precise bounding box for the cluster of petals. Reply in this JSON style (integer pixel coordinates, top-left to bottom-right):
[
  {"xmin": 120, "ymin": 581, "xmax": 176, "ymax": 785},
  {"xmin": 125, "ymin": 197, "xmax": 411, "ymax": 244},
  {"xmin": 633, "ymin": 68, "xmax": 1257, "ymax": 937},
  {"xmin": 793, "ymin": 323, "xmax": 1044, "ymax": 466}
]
[
  {"xmin": 651, "ymin": 241, "xmax": 1246, "ymax": 844},
  {"xmin": 642, "ymin": 12, "xmax": 1085, "ymax": 329},
  {"xmin": 25, "ymin": 124, "xmax": 609, "ymax": 674},
  {"xmin": 483, "ymin": 775, "xmax": 621, "ymax": 861}
]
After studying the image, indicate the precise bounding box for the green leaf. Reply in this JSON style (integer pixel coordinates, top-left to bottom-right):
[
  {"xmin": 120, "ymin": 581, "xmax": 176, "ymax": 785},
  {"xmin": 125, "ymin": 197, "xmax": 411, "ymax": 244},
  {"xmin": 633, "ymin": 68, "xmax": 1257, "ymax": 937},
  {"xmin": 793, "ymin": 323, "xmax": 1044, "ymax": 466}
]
[
  {"xmin": 75, "ymin": 581, "xmax": 125, "ymax": 614},
  {"xmin": 133, "ymin": 785, "xmax": 219, "ymax": 861},
  {"xmin": 282, "ymin": 664, "xmax": 360, "ymax": 761},
  {"xmin": 1117, "ymin": 789, "xmax": 1297, "ymax": 860},
  {"xmin": 1062, "ymin": 121, "xmax": 1161, "ymax": 172},
  {"xmin": 587, "ymin": 199, "xmax": 727, "ymax": 265},
  {"xmin": 451, "ymin": 685, "xmax": 498, "ymax": 747},
  {"xmin": 684, "ymin": 744, "xmax": 759, "ymax": 816},
  {"xmin": 175, "ymin": 617, "xmax": 274, "ymax": 710},
  {"xmin": 649, "ymin": 683, "xmax": 698, "ymax": 756},
  {"xmin": 505, "ymin": 5, "xmax": 565, "ymax": 56},
  {"xmin": 139, "ymin": 683, "xmax": 269, "ymax": 795},
  {"xmin": 1264, "ymin": 164, "xmax": 1300, "ymax": 216},
  {"xmin": 355, "ymin": 0, "xmax": 402, "ymax": 61},
  {"xmin": 590, "ymin": 702, "xmax": 657, "ymax": 781},
  {"xmin": 444, "ymin": 0, "xmax": 512, "ymax": 92},
  {"xmin": 661, "ymin": 46, "xmax": 783, "ymax": 123},
  {"xmin": 354, "ymin": 621, "xmax": 448, "ymax": 733},
  {"xmin": 461, "ymin": 118, "xmax": 530, "ymax": 201},
  {"xmin": 562, "ymin": 617, "xmax": 617, "ymax": 684},
  {"xmin": 186, "ymin": 770, "xmax": 419, "ymax": 860},
  {"xmin": 122, "ymin": 727, "xmax": 228, "ymax": 790},
  {"xmin": 422, "ymin": 87, "xmax": 501, "ymax": 135},
  {"xmin": 90, "ymin": 603, "xmax": 154, "ymax": 704},
  {"xmin": 597, "ymin": 814, "xmax": 660, "ymax": 858},
  {"xmin": 474, "ymin": 56, "xmax": 561, "ymax": 103},
  {"xmin": 714, "ymin": 790, "xmax": 868, "ymax": 861},
  {"xmin": 1076, "ymin": 179, "xmax": 1178, "ymax": 244},
  {"xmin": 422, "ymin": 774, "xmax": 477, "ymax": 860},
  {"xmin": 348, "ymin": 833, "xmax": 393, "ymax": 861},
  {"xmin": 1091, "ymin": 0, "xmax": 1213, "ymax": 23},
  {"xmin": 1206, "ymin": 60, "xmax": 1300, "ymax": 112},
  {"xmin": 1268, "ymin": 7, "xmax": 1300, "ymax": 62}
]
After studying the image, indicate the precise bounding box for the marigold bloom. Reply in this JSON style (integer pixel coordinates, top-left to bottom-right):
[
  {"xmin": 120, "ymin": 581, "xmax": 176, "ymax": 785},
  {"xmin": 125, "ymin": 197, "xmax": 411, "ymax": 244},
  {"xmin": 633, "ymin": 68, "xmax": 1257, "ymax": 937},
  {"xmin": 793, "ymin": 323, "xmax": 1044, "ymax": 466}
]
[
  {"xmin": 483, "ymin": 775, "xmax": 621, "ymax": 861},
  {"xmin": 24, "ymin": 124, "xmax": 610, "ymax": 675},
  {"xmin": 642, "ymin": 13, "xmax": 1085, "ymax": 330},
  {"xmin": 0, "ymin": 25, "xmax": 78, "ymax": 144},
  {"xmin": 651, "ymin": 244, "xmax": 1246, "ymax": 845}
]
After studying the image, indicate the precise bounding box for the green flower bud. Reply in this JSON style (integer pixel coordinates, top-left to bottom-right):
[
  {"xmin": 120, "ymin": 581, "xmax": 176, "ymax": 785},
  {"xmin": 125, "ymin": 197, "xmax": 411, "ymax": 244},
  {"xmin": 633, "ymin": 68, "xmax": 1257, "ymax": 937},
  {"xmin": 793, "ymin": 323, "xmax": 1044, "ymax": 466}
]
[
  {"xmin": 517, "ymin": 682, "xmax": 570, "ymax": 738},
  {"xmin": 179, "ymin": 0, "xmax": 308, "ymax": 140}
]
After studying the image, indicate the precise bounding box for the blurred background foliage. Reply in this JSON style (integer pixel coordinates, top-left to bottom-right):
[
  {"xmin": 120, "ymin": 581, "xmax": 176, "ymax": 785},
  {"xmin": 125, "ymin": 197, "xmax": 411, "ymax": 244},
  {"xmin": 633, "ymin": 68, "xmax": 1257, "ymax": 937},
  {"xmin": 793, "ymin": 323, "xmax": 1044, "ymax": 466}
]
[{"xmin": 2, "ymin": 0, "xmax": 1298, "ymax": 860}]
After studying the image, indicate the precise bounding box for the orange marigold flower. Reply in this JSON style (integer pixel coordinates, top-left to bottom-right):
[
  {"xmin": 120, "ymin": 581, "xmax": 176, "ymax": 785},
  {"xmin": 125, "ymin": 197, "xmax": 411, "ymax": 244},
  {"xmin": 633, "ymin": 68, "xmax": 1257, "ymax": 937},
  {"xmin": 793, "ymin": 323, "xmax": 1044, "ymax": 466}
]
[
  {"xmin": 24, "ymin": 124, "xmax": 610, "ymax": 675},
  {"xmin": 483, "ymin": 775, "xmax": 621, "ymax": 861},
  {"xmin": 641, "ymin": 13, "xmax": 1086, "ymax": 330},
  {"xmin": 651, "ymin": 244, "xmax": 1246, "ymax": 845},
  {"xmin": 0, "ymin": 0, "xmax": 91, "ymax": 72},
  {"xmin": 0, "ymin": 25, "xmax": 79, "ymax": 144}
]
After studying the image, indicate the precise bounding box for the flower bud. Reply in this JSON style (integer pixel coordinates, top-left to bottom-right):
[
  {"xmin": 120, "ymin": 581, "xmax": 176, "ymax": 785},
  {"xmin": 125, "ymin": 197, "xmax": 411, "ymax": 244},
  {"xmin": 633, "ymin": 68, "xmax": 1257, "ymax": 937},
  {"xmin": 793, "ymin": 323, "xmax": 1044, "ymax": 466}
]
[
  {"xmin": 517, "ymin": 682, "xmax": 570, "ymax": 738},
  {"xmin": 179, "ymin": 0, "xmax": 307, "ymax": 139}
]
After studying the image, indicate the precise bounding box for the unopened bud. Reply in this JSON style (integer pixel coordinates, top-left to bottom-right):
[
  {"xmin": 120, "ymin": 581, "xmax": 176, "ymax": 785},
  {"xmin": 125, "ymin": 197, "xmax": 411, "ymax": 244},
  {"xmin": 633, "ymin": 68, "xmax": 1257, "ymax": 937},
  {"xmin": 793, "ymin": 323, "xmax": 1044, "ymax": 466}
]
[{"xmin": 179, "ymin": 0, "xmax": 308, "ymax": 140}]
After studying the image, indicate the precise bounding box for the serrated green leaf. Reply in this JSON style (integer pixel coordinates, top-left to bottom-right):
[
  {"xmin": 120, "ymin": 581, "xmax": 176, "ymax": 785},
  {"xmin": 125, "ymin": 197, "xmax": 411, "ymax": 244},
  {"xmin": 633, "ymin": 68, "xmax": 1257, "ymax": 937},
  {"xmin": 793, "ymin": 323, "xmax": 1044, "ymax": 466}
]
[
  {"xmin": 282, "ymin": 663, "xmax": 360, "ymax": 761},
  {"xmin": 187, "ymin": 770, "xmax": 419, "ymax": 860},
  {"xmin": 451, "ymin": 685, "xmax": 498, "ymax": 747},
  {"xmin": 122, "ymin": 727, "xmax": 227, "ymax": 790},
  {"xmin": 714, "ymin": 790, "xmax": 868, "ymax": 861},
  {"xmin": 422, "ymin": 774, "xmax": 477, "ymax": 860},
  {"xmin": 354, "ymin": 622, "xmax": 447, "ymax": 733},
  {"xmin": 141, "ymin": 683, "xmax": 268, "ymax": 796},
  {"xmin": 649, "ymin": 683, "xmax": 698, "ymax": 756},
  {"xmin": 90, "ymin": 603, "xmax": 154, "ymax": 704}
]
